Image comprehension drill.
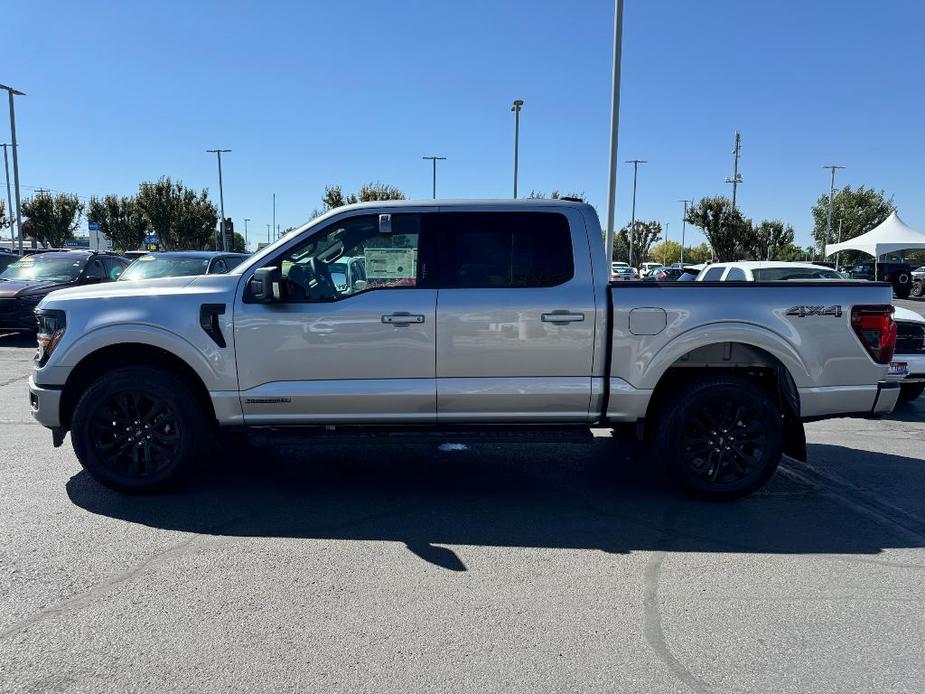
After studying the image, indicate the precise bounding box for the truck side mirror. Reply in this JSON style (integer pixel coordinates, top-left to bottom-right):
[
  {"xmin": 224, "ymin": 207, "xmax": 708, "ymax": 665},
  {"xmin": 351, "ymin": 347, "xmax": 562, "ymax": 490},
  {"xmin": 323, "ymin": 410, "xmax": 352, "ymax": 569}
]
[{"xmin": 248, "ymin": 266, "xmax": 283, "ymax": 303}]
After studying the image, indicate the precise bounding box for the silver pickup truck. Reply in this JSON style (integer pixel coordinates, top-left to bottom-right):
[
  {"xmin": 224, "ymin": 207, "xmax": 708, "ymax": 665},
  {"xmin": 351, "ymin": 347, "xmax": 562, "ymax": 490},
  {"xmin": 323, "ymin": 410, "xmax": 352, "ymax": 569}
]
[{"xmin": 28, "ymin": 200, "xmax": 900, "ymax": 499}]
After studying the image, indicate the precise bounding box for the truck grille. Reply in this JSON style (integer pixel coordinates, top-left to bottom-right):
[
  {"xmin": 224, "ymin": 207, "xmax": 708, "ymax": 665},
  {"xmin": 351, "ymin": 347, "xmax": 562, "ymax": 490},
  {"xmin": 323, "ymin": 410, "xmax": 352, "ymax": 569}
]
[{"xmin": 896, "ymin": 321, "xmax": 925, "ymax": 355}]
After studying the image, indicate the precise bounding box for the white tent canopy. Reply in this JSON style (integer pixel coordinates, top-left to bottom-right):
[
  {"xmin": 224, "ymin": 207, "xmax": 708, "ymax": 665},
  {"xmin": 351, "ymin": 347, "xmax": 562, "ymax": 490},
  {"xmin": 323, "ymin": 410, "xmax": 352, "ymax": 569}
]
[{"xmin": 825, "ymin": 211, "xmax": 925, "ymax": 259}]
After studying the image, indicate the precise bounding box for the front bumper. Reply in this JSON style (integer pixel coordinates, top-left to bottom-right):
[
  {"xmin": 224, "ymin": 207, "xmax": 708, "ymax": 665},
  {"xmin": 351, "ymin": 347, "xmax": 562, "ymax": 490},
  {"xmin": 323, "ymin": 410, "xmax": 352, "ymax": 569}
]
[{"xmin": 28, "ymin": 375, "xmax": 62, "ymax": 428}]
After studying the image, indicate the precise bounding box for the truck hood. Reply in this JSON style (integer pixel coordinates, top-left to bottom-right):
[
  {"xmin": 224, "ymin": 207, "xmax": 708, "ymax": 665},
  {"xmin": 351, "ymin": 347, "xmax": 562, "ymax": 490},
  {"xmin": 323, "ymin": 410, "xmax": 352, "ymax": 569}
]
[
  {"xmin": 0, "ymin": 278, "xmax": 73, "ymax": 298},
  {"xmin": 894, "ymin": 306, "xmax": 925, "ymax": 324},
  {"xmin": 38, "ymin": 274, "xmax": 239, "ymax": 306}
]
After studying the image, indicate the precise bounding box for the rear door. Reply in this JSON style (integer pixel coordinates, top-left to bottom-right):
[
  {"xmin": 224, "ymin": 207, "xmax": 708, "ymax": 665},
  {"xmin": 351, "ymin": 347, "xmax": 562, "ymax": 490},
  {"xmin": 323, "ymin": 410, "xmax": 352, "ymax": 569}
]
[{"xmin": 434, "ymin": 209, "xmax": 596, "ymax": 422}]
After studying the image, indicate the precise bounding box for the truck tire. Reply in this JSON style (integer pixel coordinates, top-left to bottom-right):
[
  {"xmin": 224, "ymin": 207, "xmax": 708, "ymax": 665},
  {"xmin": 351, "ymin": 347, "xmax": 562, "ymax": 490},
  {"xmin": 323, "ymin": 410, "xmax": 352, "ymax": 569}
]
[
  {"xmin": 654, "ymin": 376, "xmax": 784, "ymax": 500},
  {"xmin": 899, "ymin": 382, "xmax": 925, "ymax": 403},
  {"xmin": 71, "ymin": 366, "xmax": 209, "ymax": 493},
  {"xmin": 910, "ymin": 278, "xmax": 924, "ymax": 298},
  {"xmin": 892, "ymin": 271, "xmax": 912, "ymax": 299}
]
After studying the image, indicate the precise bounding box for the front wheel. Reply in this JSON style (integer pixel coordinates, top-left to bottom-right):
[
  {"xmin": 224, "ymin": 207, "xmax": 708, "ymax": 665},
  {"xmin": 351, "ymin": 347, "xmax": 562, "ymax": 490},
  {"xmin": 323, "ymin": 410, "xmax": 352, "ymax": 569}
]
[
  {"xmin": 654, "ymin": 376, "xmax": 784, "ymax": 500},
  {"xmin": 910, "ymin": 279, "xmax": 924, "ymax": 298},
  {"xmin": 71, "ymin": 366, "xmax": 209, "ymax": 492}
]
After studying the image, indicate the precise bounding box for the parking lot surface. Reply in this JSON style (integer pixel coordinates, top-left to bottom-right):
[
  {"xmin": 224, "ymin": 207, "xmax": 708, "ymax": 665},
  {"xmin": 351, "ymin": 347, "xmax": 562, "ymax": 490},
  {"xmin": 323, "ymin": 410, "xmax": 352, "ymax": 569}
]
[{"xmin": 2, "ymin": 304, "xmax": 924, "ymax": 693}]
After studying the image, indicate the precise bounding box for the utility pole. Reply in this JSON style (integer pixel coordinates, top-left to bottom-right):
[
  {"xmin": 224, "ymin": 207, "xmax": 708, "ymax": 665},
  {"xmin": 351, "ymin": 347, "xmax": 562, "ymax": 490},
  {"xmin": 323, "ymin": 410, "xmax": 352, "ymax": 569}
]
[
  {"xmin": 422, "ymin": 156, "xmax": 446, "ymax": 199},
  {"xmin": 266, "ymin": 223, "xmax": 271, "ymax": 244},
  {"xmin": 206, "ymin": 149, "xmax": 231, "ymax": 251},
  {"xmin": 679, "ymin": 199, "xmax": 693, "ymax": 265},
  {"xmin": 511, "ymin": 99, "xmax": 524, "ymax": 198},
  {"xmin": 1, "ymin": 144, "xmax": 13, "ymax": 248},
  {"xmin": 822, "ymin": 164, "xmax": 845, "ymax": 254},
  {"xmin": 835, "ymin": 218, "xmax": 844, "ymax": 271},
  {"xmin": 0, "ymin": 83, "xmax": 25, "ymax": 255},
  {"xmin": 725, "ymin": 130, "xmax": 743, "ymax": 209},
  {"xmin": 604, "ymin": 0, "xmax": 625, "ymax": 268},
  {"xmin": 243, "ymin": 218, "xmax": 250, "ymax": 251},
  {"xmin": 272, "ymin": 193, "xmax": 276, "ymax": 243},
  {"xmin": 624, "ymin": 159, "xmax": 647, "ymax": 266}
]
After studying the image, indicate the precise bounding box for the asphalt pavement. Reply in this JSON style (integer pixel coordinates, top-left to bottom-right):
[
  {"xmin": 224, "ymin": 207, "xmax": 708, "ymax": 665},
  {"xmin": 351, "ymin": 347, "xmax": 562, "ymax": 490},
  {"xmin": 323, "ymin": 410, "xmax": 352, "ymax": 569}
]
[{"xmin": 1, "ymin": 311, "xmax": 924, "ymax": 693}]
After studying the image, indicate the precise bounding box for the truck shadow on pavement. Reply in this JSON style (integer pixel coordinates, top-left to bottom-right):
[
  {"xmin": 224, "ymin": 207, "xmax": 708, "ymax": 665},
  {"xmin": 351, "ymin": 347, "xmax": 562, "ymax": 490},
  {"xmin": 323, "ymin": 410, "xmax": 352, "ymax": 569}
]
[{"xmin": 65, "ymin": 434, "xmax": 925, "ymax": 571}]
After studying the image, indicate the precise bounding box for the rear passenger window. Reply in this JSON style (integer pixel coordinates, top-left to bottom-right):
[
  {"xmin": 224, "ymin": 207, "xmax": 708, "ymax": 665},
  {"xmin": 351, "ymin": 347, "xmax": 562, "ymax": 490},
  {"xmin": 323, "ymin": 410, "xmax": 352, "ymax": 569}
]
[
  {"xmin": 701, "ymin": 266, "xmax": 725, "ymax": 281},
  {"xmin": 438, "ymin": 212, "xmax": 573, "ymax": 288},
  {"xmin": 725, "ymin": 267, "xmax": 747, "ymax": 281}
]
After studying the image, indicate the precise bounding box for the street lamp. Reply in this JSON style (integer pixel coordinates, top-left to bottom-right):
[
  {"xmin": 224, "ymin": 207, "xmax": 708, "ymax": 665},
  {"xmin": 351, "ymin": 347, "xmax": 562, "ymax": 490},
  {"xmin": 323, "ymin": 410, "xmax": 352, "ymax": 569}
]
[
  {"xmin": 822, "ymin": 164, "xmax": 845, "ymax": 252},
  {"xmin": 678, "ymin": 198, "xmax": 693, "ymax": 265},
  {"xmin": 511, "ymin": 99, "xmax": 524, "ymax": 198},
  {"xmin": 243, "ymin": 218, "xmax": 250, "ymax": 251},
  {"xmin": 0, "ymin": 83, "xmax": 25, "ymax": 255},
  {"xmin": 604, "ymin": 0, "xmax": 625, "ymax": 266},
  {"xmin": 624, "ymin": 159, "xmax": 647, "ymax": 266},
  {"xmin": 422, "ymin": 156, "xmax": 446, "ymax": 199},
  {"xmin": 206, "ymin": 148, "xmax": 231, "ymax": 251},
  {"xmin": 0, "ymin": 144, "xmax": 14, "ymax": 248}
]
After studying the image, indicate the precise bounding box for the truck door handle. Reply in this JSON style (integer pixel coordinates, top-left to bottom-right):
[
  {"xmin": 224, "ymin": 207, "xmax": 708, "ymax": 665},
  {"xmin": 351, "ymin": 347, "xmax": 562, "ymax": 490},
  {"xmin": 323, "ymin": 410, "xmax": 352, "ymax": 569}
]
[
  {"xmin": 382, "ymin": 313, "xmax": 425, "ymax": 325},
  {"xmin": 541, "ymin": 312, "xmax": 585, "ymax": 324}
]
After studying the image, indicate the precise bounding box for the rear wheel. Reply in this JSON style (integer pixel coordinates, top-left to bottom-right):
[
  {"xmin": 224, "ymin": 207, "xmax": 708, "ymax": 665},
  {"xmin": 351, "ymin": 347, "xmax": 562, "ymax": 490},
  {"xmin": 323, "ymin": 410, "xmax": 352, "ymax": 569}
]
[
  {"xmin": 899, "ymin": 382, "xmax": 925, "ymax": 403},
  {"xmin": 910, "ymin": 278, "xmax": 924, "ymax": 298},
  {"xmin": 655, "ymin": 376, "xmax": 784, "ymax": 500},
  {"xmin": 71, "ymin": 366, "xmax": 209, "ymax": 492}
]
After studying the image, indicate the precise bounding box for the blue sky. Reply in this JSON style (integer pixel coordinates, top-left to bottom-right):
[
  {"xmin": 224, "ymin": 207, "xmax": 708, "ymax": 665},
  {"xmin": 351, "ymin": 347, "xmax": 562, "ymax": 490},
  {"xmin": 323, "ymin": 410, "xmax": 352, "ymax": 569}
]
[{"xmin": 4, "ymin": 0, "xmax": 924, "ymax": 250}]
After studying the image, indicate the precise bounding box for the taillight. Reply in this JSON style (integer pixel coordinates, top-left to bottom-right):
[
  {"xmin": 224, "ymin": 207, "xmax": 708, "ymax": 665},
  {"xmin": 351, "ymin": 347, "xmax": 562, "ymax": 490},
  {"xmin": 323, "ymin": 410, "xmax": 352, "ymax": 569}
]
[{"xmin": 851, "ymin": 305, "xmax": 896, "ymax": 364}]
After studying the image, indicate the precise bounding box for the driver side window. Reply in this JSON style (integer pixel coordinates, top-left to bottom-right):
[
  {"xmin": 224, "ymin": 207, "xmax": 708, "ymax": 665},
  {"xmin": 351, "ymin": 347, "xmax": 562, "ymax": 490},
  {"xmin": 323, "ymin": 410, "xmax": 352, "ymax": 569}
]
[{"xmin": 275, "ymin": 214, "xmax": 422, "ymax": 302}]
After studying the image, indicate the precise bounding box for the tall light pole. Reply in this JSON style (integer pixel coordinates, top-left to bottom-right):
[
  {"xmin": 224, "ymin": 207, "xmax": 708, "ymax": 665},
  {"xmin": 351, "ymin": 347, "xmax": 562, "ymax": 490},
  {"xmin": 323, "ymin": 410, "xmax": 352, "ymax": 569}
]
[
  {"xmin": 243, "ymin": 217, "xmax": 250, "ymax": 251},
  {"xmin": 1, "ymin": 144, "xmax": 14, "ymax": 248},
  {"xmin": 422, "ymin": 156, "xmax": 446, "ymax": 199},
  {"xmin": 0, "ymin": 83, "xmax": 25, "ymax": 255},
  {"xmin": 604, "ymin": 0, "xmax": 625, "ymax": 268},
  {"xmin": 624, "ymin": 159, "xmax": 647, "ymax": 266},
  {"xmin": 725, "ymin": 130, "xmax": 743, "ymax": 209},
  {"xmin": 266, "ymin": 223, "xmax": 271, "ymax": 244},
  {"xmin": 822, "ymin": 164, "xmax": 845, "ymax": 254},
  {"xmin": 272, "ymin": 193, "xmax": 276, "ymax": 243},
  {"xmin": 206, "ymin": 149, "xmax": 231, "ymax": 251},
  {"xmin": 678, "ymin": 198, "xmax": 692, "ymax": 265},
  {"xmin": 511, "ymin": 99, "xmax": 524, "ymax": 198}
]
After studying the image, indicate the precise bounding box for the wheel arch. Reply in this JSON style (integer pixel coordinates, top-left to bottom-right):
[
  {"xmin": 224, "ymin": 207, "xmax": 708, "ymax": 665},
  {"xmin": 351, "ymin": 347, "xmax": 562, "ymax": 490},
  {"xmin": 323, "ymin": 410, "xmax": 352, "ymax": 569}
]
[{"xmin": 59, "ymin": 343, "xmax": 216, "ymax": 432}]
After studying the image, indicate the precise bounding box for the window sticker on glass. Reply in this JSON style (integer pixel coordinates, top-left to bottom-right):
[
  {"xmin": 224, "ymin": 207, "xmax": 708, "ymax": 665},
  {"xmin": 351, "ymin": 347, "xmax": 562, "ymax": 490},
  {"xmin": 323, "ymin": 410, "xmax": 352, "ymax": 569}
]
[{"xmin": 364, "ymin": 248, "xmax": 416, "ymax": 280}]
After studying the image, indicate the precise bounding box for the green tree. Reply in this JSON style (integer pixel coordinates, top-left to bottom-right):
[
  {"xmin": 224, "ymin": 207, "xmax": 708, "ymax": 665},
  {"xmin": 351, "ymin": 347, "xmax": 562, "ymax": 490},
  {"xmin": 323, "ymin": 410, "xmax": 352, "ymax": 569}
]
[
  {"xmin": 743, "ymin": 219, "xmax": 795, "ymax": 260},
  {"xmin": 230, "ymin": 232, "xmax": 247, "ymax": 253},
  {"xmin": 618, "ymin": 220, "xmax": 662, "ymax": 264},
  {"xmin": 683, "ymin": 243, "xmax": 713, "ymax": 264},
  {"xmin": 88, "ymin": 194, "xmax": 147, "ymax": 252},
  {"xmin": 685, "ymin": 196, "xmax": 746, "ymax": 262},
  {"xmin": 321, "ymin": 182, "xmax": 405, "ymax": 213},
  {"xmin": 21, "ymin": 192, "xmax": 84, "ymax": 248},
  {"xmin": 0, "ymin": 199, "xmax": 6, "ymax": 232},
  {"xmin": 528, "ymin": 190, "xmax": 584, "ymax": 200},
  {"xmin": 650, "ymin": 239, "xmax": 683, "ymax": 265},
  {"xmin": 136, "ymin": 177, "xmax": 218, "ymax": 251},
  {"xmin": 811, "ymin": 185, "xmax": 894, "ymax": 263}
]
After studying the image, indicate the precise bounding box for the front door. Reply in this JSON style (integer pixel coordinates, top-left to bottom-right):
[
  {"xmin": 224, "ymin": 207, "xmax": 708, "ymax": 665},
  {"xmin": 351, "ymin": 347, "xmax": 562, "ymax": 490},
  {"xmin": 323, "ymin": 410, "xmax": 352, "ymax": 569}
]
[
  {"xmin": 434, "ymin": 210, "xmax": 597, "ymax": 422},
  {"xmin": 234, "ymin": 212, "xmax": 437, "ymax": 424}
]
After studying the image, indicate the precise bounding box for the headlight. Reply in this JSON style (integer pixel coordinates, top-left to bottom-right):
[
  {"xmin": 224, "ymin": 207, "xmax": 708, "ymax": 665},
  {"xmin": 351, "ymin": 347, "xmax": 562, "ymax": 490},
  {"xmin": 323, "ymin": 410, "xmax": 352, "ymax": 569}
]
[{"xmin": 35, "ymin": 308, "xmax": 66, "ymax": 367}]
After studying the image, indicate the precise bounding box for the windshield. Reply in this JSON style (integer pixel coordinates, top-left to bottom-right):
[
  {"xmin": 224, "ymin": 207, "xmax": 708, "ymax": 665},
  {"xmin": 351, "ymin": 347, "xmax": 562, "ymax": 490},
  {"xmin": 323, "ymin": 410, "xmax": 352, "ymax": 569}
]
[
  {"xmin": 0, "ymin": 255, "xmax": 85, "ymax": 283},
  {"xmin": 752, "ymin": 267, "xmax": 844, "ymax": 281},
  {"xmin": 120, "ymin": 256, "xmax": 210, "ymax": 281}
]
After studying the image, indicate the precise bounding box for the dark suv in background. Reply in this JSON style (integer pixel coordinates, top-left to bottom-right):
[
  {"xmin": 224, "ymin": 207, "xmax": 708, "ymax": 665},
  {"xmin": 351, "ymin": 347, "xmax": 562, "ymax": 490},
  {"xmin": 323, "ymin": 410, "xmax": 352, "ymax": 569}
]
[
  {"xmin": 844, "ymin": 261, "xmax": 914, "ymax": 299},
  {"xmin": 0, "ymin": 251, "xmax": 131, "ymax": 332}
]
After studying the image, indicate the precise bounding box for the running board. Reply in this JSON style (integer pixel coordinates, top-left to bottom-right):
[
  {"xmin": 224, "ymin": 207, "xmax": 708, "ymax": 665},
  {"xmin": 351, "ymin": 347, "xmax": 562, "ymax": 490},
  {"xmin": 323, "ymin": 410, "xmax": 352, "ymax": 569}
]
[{"xmin": 244, "ymin": 424, "xmax": 596, "ymax": 445}]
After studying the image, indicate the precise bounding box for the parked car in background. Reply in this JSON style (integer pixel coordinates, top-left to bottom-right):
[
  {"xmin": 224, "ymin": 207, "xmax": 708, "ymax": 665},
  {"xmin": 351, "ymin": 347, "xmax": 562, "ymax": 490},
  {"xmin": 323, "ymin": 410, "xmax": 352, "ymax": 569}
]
[
  {"xmin": 0, "ymin": 251, "xmax": 131, "ymax": 332},
  {"xmin": 119, "ymin": 251, "xmax": 249, "ymax": 281},
  {"xmin": 910, "ymin": 266, "xmax": 925, "ymax": 298},
  {"xmin": 0, "ymin": 249, "xmax": 19, "ymax": 274},
  {"xmin": 892, "ymin": 306, "xmax": 925, "ymax": 402},
  {"xmin": 611, "ymin": 261, "xmax": 630, "ymax": 275},
  {"xmin": 611, "ymin": 266, "xmax": 637, "ymax": 281},
  {"xmin": 676, "ymin": 264, "xmax": 705, "ymax": 281},
  {"xmin": 844, "ymin": 261, "xmax": 914, "ymax": 299},
  {"xmin": 695, "ymin": 261, "xmax": 845, "ymax": 282},
  {"xmin": 651, "ymin": 267, "xmax": 685, "ymax": 281},
  {"xmin": 638, "ymin": 262, "xmax": 664, "ymax": 278}
]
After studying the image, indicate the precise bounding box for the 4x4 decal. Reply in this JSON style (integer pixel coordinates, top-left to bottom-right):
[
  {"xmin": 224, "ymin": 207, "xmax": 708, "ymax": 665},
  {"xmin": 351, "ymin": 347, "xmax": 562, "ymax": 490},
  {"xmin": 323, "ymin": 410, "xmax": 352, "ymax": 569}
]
[{"xmin": 786, "ymin": 305, "xmax": 843, "ymax": 318}]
